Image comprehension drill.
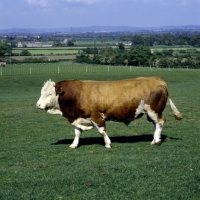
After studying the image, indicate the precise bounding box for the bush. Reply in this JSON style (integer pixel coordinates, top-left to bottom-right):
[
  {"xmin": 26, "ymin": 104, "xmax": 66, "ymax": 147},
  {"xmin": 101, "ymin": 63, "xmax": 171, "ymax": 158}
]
[
  {"xmin": 76, "ymin": 53, "xmax": 91, "ymax": 63},
  {"xmin": 20, "ymin": 49, "xmax": 31, "ymax": 56}
]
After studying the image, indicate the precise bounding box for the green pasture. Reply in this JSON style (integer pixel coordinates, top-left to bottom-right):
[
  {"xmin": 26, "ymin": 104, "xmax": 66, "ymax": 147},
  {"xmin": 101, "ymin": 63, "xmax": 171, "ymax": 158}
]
[
  {"xmin": 13, "ymin": 48, "xmax": 80, "ymax": 55},
  {"xmin": 0, "ymin": 63, "xmax": 199, "ymax": 199}
]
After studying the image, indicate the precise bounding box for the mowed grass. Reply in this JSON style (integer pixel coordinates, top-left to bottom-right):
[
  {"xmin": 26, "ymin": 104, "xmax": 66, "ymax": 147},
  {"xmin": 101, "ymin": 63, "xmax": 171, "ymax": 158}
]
[{"xmin": 0, "ymin": 64, "xmax": 200, "ymax": 199}]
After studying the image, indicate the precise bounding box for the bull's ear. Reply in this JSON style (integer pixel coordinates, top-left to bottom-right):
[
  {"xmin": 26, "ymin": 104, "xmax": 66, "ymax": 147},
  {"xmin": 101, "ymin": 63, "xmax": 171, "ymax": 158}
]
[
  {"xmin": 58, "ymin": 86, "xmax": 63, "ymax": 93},
  {"xmin": 55, "ymin": 85, "xmax": 64, "ymax": 95}
]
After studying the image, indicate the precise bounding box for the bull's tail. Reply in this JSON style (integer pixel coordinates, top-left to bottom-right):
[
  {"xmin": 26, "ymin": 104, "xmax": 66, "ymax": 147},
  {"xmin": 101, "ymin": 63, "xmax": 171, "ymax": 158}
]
[{"xmin": 168, "ymin": 98, "xmax": 183, "ymax": 120}]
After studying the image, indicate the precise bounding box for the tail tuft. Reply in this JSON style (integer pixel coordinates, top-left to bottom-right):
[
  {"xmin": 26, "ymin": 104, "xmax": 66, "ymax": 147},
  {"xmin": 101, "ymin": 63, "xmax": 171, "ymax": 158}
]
[
  {"xmin": 168, "ymin": 98, "xmax": 183, "ymax": 120},
  {"xmin": 174, "ymin": 113, "xmax": 183, "ymax": 120}
]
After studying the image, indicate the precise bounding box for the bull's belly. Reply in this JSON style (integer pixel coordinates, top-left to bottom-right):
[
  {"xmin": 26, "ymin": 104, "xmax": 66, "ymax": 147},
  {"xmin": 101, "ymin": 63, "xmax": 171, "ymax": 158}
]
[
  {"xmin": 72, "ymin": 118, "xmax": 93, "ymax": 131},
  {"xmin": 104, "ymin": 99, "xmax": 145, "ymax": 122},
  {"xmin": 71, "ymin": 100, "xmax": 146, "ymax": 130}
]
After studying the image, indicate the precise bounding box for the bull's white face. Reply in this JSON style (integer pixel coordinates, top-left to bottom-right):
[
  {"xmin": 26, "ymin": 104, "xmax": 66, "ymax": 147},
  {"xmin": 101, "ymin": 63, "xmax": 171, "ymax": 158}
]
[{"xmin": 36, "ymin": 80, "xmax": 58, "ymax": 110}]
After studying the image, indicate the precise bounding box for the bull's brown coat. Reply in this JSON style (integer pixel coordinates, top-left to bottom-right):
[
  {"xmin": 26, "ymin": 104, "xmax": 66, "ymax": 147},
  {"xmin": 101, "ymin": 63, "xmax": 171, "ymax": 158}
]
[
  {"xmin": 55, "ymin": 76, "xmax": 169, "ymax": 126},
  {"xmin": 37, "ymin": 76, "xmax": 183, "ymax": 148}
]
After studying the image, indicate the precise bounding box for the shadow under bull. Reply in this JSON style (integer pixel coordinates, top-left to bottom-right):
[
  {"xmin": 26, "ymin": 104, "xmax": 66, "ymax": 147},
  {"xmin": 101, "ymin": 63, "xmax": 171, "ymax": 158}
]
[{"xmin": 51, "ymin": 134, "xmax": 181, "ymax": 147}]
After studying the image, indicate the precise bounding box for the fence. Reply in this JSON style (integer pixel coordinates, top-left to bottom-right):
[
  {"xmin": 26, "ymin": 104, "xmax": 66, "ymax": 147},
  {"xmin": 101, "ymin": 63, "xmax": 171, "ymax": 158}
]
[{"xmin": 0, "ymin": 63, "xmax": 195, "ymax": 76}]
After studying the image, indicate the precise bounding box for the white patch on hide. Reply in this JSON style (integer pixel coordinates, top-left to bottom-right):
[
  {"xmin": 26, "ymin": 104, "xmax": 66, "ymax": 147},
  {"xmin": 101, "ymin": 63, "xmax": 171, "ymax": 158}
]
[
  {"xmin": 71, "ymin": 118, "xmax": 93, "ymax": 131},
  {"xmin": 135, "ymin": 100, "xmax": 145, "ymax": 117},
  {"xmin": 101, "ymin": 113, "xmax": 106, "ymax": 120},
  {"xmin": 144, "ymin": 104, "xmax": 158, "ymax": 122}
]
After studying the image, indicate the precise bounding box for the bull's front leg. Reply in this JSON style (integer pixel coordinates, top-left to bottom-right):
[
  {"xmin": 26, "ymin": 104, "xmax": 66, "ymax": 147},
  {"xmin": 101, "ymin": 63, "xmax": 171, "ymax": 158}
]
[
  {"xmin": 99, "ymin": 127, "xmax": 111, "ymax": 148},
  {"xmin": 70, "ymin": 127, "xmax": 82, "ymax": 148},
  {"xmin": 90, "ymin": 120, "xmax": 111, "ymax": 148}
]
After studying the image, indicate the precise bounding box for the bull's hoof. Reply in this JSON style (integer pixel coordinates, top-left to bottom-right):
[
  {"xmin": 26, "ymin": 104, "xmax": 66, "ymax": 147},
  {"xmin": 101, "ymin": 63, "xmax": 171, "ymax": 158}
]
[
  {"xmin": 151, "ymin": 139, "xmax": 162, "ymax": 145},
  {"xmin": 105, "ymin": 144, "xmax": 111, "ymax": 148},
  {"xmin": 69, "ymin": 144, "xmax": 78, "ymax": 148}
]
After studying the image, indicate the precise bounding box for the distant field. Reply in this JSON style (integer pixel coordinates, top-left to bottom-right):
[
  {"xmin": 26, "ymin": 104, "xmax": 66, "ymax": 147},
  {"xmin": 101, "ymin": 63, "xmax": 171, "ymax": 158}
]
[
  {"xmin": 11, "ymin": 55, "xmax": 76, "ymax": 61},
  {"xmin": 0, "ymin": 63, "xmax": 200, "ymax": 199},
  {"xmin": 13, "ymin": 48, "xmax": 80, "ymax": 55}
]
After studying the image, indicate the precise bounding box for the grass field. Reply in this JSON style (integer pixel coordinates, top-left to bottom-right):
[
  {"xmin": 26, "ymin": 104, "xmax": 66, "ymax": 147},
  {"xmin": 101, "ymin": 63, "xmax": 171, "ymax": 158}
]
[
  {"xmin": 0, "ymin": 63, "xmax": 200, "ymax": 199},
  {"xmin": 13, "ymin": 48, "xmax": 80, "ymax": 55}
]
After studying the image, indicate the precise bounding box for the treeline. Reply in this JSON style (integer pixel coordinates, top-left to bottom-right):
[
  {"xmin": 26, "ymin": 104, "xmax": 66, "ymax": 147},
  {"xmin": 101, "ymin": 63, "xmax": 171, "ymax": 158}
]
[
  {"xmin": 3, "ymin": 31, "xmax": 200, "ymax": 47},
  {"xmin": 122, "ymin": 33, "xmax": 200, "ymax": 47},
  {"xmin": 76, "ymin": 45, "xmax": 200, "ymax": 69}
]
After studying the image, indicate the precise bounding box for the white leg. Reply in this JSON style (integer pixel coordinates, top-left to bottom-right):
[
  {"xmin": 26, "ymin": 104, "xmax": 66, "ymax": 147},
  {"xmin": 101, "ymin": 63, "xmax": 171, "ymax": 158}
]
[
  {"xmin": 91, "ymin": 121, "xmax": 111, "ymax": 148},
  {"xmin": 151, "ymin": 120, "xmax": 164, "ymax": 145},
  {"xmin": 69, "ymin": 127, "xmax": 82, "ymax": 148},
  {"xmin": 100, "ymin": 128, "xmax": 111, "ymax": 148}
]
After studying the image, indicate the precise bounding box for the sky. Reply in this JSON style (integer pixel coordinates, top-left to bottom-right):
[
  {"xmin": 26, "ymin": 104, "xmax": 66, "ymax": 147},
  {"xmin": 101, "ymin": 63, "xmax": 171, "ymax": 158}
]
[{"xmin": 0, "ymin": 0, "xmax": 200, "ymax": 29}]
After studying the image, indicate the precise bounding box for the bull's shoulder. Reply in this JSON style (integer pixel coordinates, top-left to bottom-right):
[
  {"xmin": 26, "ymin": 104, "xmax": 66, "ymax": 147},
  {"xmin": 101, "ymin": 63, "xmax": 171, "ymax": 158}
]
[{"xmin": 55, "ymin": 79, "xmax": 83, "ymax": 95}]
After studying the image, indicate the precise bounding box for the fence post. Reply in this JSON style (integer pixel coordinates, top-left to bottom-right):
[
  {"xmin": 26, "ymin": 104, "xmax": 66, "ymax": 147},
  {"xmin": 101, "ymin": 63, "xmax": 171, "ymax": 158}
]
[
  {"xmin": 30, "ymin": 67, "xmax": 32, "ymax": 75},
  {"xmin": 108, "ymin": 65, "xmax": 109, "ymax": 72},
  {"xmin": 58, "ymin": 66, "xmax": 60, "ymax": 73},
  {"xmin": 1, "ymin": 68, "xmax": 2, "ymax": 76},
  {"xmin": 86, "ymin": 66, "xmax": 88, "ymax": 73}
]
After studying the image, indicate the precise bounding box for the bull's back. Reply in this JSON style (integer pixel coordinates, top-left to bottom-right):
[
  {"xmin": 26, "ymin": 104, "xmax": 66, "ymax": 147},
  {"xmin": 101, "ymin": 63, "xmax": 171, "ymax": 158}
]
[{"xmin": 81, "ymin": 76, "xmax": 168, "ymax": 109}]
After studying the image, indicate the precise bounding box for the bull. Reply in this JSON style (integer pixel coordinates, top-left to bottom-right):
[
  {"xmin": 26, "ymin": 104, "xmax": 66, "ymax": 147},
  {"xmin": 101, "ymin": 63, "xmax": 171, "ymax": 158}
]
[{"xmin": 36, "ymin": 76, "xmax": 183, "ymax": 148}]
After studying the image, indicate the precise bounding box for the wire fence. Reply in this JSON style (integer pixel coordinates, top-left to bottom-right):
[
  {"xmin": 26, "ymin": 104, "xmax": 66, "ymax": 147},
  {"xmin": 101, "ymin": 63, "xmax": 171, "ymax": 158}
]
[{"xmin": 0, "ymin": 63, "xmax": 196, "ymax": 76}]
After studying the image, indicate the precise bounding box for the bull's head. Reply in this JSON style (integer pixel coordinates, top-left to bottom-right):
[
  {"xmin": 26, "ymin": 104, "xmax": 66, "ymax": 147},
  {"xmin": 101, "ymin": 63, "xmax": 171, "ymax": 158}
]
[{"xmin": 36, "ymin": 80, "xmax": 58, "ymax": 110}]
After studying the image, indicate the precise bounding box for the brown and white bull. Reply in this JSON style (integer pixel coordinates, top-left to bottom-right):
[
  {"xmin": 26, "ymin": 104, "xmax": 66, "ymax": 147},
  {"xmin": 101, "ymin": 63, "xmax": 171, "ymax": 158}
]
[{"xmin": 36, "ymin": 76, "xmax": 183, "ymax": 148}]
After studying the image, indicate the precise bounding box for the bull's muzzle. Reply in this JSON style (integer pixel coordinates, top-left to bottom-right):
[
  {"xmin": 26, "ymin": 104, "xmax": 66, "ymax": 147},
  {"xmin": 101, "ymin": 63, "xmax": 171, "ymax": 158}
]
[{"xmin": 36, "ymin": 103, "xmax": 42, "ymax": 109}]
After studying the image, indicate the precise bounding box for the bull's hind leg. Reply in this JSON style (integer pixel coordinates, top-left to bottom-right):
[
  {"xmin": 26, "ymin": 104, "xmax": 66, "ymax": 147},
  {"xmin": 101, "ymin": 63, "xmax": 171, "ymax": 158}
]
[
  {"xmin": 151, "ymin": 119, "xmax": 165, "ymax": 145},
  {"xmin": 70, "ymin": 127, "xmax": 82, "ymax": 148},
  {"xmin": 145, "ymin": 104, "xmax": 166, "ymax": 145}
]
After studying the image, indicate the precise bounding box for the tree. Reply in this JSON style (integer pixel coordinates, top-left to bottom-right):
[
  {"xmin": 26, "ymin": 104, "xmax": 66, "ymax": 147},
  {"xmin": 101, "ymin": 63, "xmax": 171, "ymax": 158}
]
[
  {"xmin": 131, "ymin": 35, "xmax": 144, "ymax": 46},
  {"xmin": 143, "ymin": 35, "xmax": 155, "ymax": 46},
  {"xmin": 53, "ymin": 41, "xmax": 62, "ymax": 47},
  {"xmin": 118, "ymin": 42, "xmax": 125, "ymax": 51},
  {"xmin": 75, "ymin": 53, "xmax": 91, "ymax": 63},
  {"xmin": 20, "ymin": 49, "xmax": 31, "ymax": 56},
  {"xmin": 67, "ymin": 39, "xmax": 74, "ymax": 47},
  {"xmin": 0, "ymin": 43, "xmax": 12, "ymax": 61},
  {"xmin": 161, "ymin": 33, "xmax": 173, "ymax": 46},
  {"xmin": 128, "ymin": 45, "xmax": 152, "ymax": 66}
]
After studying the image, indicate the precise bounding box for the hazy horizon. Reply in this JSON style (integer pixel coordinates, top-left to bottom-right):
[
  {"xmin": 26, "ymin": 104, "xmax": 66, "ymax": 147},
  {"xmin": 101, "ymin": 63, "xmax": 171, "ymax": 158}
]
[{"xmin": 0, "ymin": 0, "xmax": 200, "ymax": 29}]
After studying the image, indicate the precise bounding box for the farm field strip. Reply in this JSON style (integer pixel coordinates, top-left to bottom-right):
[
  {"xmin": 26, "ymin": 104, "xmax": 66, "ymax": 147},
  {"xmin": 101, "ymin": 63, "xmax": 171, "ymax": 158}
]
[{"xmin": 12, "ymin": 49, "xmax": 80, "ymax": 55}]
